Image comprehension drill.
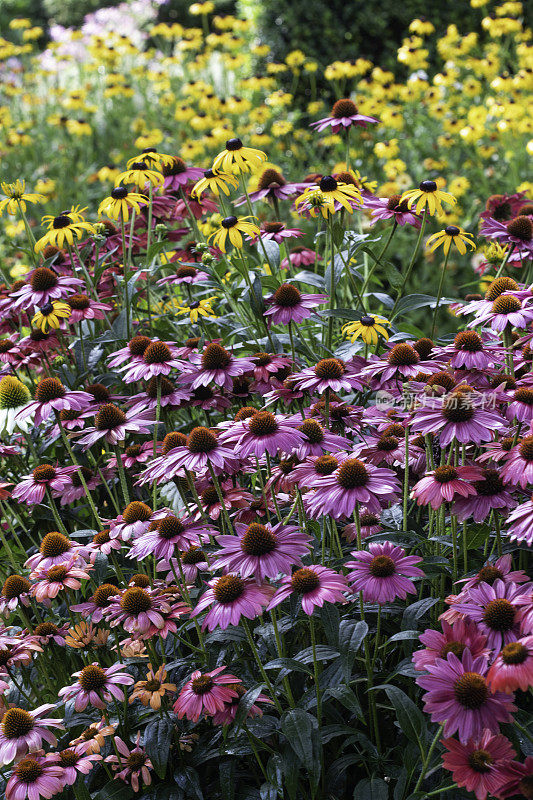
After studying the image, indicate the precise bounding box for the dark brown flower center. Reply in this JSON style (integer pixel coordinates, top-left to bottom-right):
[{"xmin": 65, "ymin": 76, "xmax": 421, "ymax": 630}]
[
  {"xmin": 337, "ymin": 458, "xmax": 369, "ymax": 489},
  {"xmin": 147, "ymin": 377, "xmax": 174, "ymax": 399},
  {"xmin": 468, "ymin": 749, "xmax": 493, "ymax": 773},
  {"xmin": 121, "ymin": 587, "xmax": 152, "ymax": 614},
  {"xmin": 369, "ymin": 555, "xmax": 396, "ymax": 577},
  {"xmin": 191, "ymin": 674, "xmax": 214, "ymax": 694},
  {"xmin": 241, "ymin": 522, "xmax": 276, "ymax": 555},
  {"xmin": 254, "ymin": 352, "xmax": 272, "ymax": 366},
  {"xmin": 298, "ymin": 419, "xmax": 324, "ymax": 443},
  {"xmin": 291, "ymin": 567, "xmax": 320, "ymax": 593},
  {"xmin": 485, "ymin": 276, "xmax": 519, "ymax": 301},
  {"xmin": 213, "ymin": 575, "xmax": 245, "ymax": 603},
  {"xmin": 79, "ymin": 664, "xmax": 107, "ymax": 691},
  {"xmin": 235, "ymin": 406, "xmax": 257, "ymax": 422},
  {"xmin": 474, "ymin": 470, "xmax": 504, "ymax": 496},
  {"xmin": 187, "ymin": 426, "xmax": 218, "ymax": 453},
  {"xmin": 87, "ymin": 383, "xmax": 111, "ymax": 403},
  {"xmin": 143, "ymin": 341, "xmax": 172, "ymax": 364},
  {"xmin": 377, "ymin": 435, "xmax": 399, "ymax": 451},
  {"xmin": 501, "ymin": 641, "xmax": 528, "ymax": 665},
  {"xmin": 434, "ymin": 465, "xmax": 458, "ymax": 483},
  {"xmin": 248, "ymin": 410, "xmax": 278, "ymax": 436},
  {"xmin": 129, "ymin": 336, "xmax": 152, "ymax": 356},
  {"xmin": 477, "ymin": 565, "xmax": 504, "ymax": 585},
  {"xmin": 427, "ymin": 372, "xmax": 456, "ymax": 392},
  {"xmin": 47, "ymin": 565, "xmax": 68, "ymax": 581},
  {"xmin": 30, "ymin": 267, "xmax": 58, "ymax": 291},
  {"xmin": 67, "ymin": 293, "xmax": 90, "ymax": 310},
  {"xmin": 360, "ymin": 512, "xmax": 380, "ymax": 527},
  {"xmin": 332, "ymin": 98, "xmax": 357, "ymax": 117},
  {"xmin": 2, "ymin": 707, "xmax": 34, "ymax": 738},
  {"xmin": 201, "ymin": 486, "xmax": 220, "ymax": 506},
  {"xmin": 92, "ymin": 530, "xmax": 111, "ymax": 545},
  {"xmin": 453, "ymin": 672, "xmax": 488, "ymax": 709},
  {"xmin": 519, "ymin": 436, "xmax": 533, "ymax": 461},
  {"xmin": 72, "ymin": 466, "xmax": 93, "ymax": 487},
  {"xmin": 263, "ymin": 222, "xmax": 284, "ymax": 233},
  {"xmin": 182, "ymin": 547, "xmax": 206, "ymax": 565},
  {"xmin": 492, "ymin": 295, "xmax": 521, "ymax": 314},
  {"xmin": 176, "ymin": 265, "xmax": 198, "ymax": 279},
  {"xmin": 201, "ymin": 343, "xmax": 232, "ymax": 370},
  {"xmin": 59, "ymin": 749, "xmax": 80, "ymax": 767},
  {"xmin": 162, "ymin": 432, "xmax": 187, "ymax": 455},
  {"xmin": 92, "ymin": 583, "xmax": 118, "ymax": 607},
  {"xmin": 441, "ymin": 641, "xmax": 466, "ymax": 659},
  {"xmin": 314, "ymin": 454, "xmax": 339, "ymax": 475},
  {"xmin": 314, "ymin": 358, "xmax": 345, "ymax": 380},
  {"xmin": 34, "ymin": 622, "xmax": 59, "ymax": 636},
  {"xmin": 507, "ymin": 215, "xmax": 533, "ymax": 241},
  {"xmin": 387, "ymin": 343, "xmax": 420, "ymax": 366},
  {"xmin": 482, "ymin": 598, "xmax": 515, "ymax": 631},
  {"xmin": 442, "ymin": 392, "xmax": 475, "ymax": 423},
  {"xmin": 122, "ymin": 501, "xmax": 152, "ymax": 525},
  {"xmin": 2, "ymin": 574, "xmax": 30, "ymax": 598},
  {"xmin": 454, "ymin": 331, "xmax": 483, "ymax": 352},
  {"xmin": 257, "ymin": 169, "xmax": 286, "ymax": 189},
  {"xmin": 40, "ymin": 531, "xmax": 71, "ymax": 556},
  {"xmin": 35, "ymin": 377, "xmax": 65, "ymax": 403},
  {"xmin": 33, "ymin": 464, "xmax": 56, "ymax": 483},
  {"xmin": 273, "ymin": 283, "xmax": 301, "ymax": 308},
  {"xmin": 163, "ymin": 156, "xmax": 187, "ymax": 176},
  {"xmin": 95, "ymin": 403, "xmax": 126, "ymax": 431},
  {"xmin": 14, "ymin": 758, "xmax": 43, "ymax": 782},
  {"xmin": 157, "ymin": 515, "xmax": 185, "ymax": 540},
  {"xmin": 515, "ymin": 387, "xmax": 533, "ymax": 405},
  {"xmin": 130, "ymin": 574, "xmax": 150, "ymax": 588}
]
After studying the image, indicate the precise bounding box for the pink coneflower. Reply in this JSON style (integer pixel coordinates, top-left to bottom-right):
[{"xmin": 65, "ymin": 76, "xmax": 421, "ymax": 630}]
[
  {"xmin": 107, "ymin": 501, "xmax": 153, "ymax": 542},
  {"xmin": 162, "ymin": 156, "xmax": 203, "ymax": 190},
  {"xmin": 310, "ymin": 98, "xmax": 378, "ymax": 133},
  {"xmin": 478, "ymin": 435, "xmax": 519, "ymax": 464},
  {"xmin": 25, "ymin": 531, "xmax": 85, "ymax": 571},
  {"xmin": 362, "ymin": 343, "xmax": 441, "ymax": 390},
  {"xmin": 441, "ymin": 330, "xmax": 503, "ymax": 370},
  {"xmin": 506, "ymin": 385, "xmax": 533, "ymax": 422},
  {"xmin": 237, "ymin": 169, "xmax": 307, "ymax": 206},
  {"xmin": 66, "ymin": 294, "xmax": 112, "ymax": 323},
  {"xmin": 468, "ymin": 292, "xmax": 533, "ymax": 331},
  {"xmin": 346, "ymin": 541, "xmax": 424, "ymax": 603},
  {"xmin": 212, "ymin": 684, "xmax": 272, "ymax": 725},
  {"xmin": 59, "ymin": 467, "xmax": 100, "ymax": 506},
  {"xmin": 196, "ymin": 481, "xmax": 253, "ymax": 521},
  {"xmin": 0, "ymin": 635, "xmax": 42, "ymax": 674},
  {"xmin": 452, "ymin": 468, "xmax": 517, "ymax": 522},
  {"xmin": 173, "ymin": 666, "xmax": 241, "ymax": 722},
  {"xmin": 290, "ymin": 358, "xmax": 364, "ymax": 395},
  {"xmin": 481, "ymin": 192, "xmax": 528, "ymax": 223},
  {"xmin": 128, "ymin": 513, "xmax": 211, "ymax": 561},
  {"xmin": 10, "ymin": 267, "xmax": 83, "ymax": 309},
  {"xmin": 292, "ymin": 418, "xmax": 351, "ymax": 458},
  {"xmin": 442, "ymin": 731, "xmax": 516, "ymax": 800},
  {"xmin": 211, "ymin": 520, "xmax": 311, "ymax": 581},
  {"xmin": 343, "ymin": 509, "xmax": 382, "ymax": 542},
  {"xmin": 236, "ymin": 410, "xmax": 305, "ymax": 458},
  {"xmin": 451, "ymin": 580, "xmax": 531, "ymax": 653},
  {"xmin": 58, "ymin": 662, "xmax": 133, "ymax": 711},
  {"xmin": 412, "ymin": 465, "xmax": 482, "ymax": 510},
  {"xmin": 364, "ymin": 194, "xmax": 421, "ymax": 228},
  {"xmin": 159, "ymin": 547, "xmax": 210, "ymax": 583},
  {"xmin": 496, "ymin": 755, "xmax": 533, "ymax": 799},
  {"xmin": 416, "ymin": 649, "xmax": 516, "ymax": 742},
  {"xmin": 108, "ymin": 441, "xmax": 154, "ymax": 469},
  {"xmin": 120, "ymin": 340, "xmax": 184, "ymax": 383},
  {"xmin": 181, "ymin": 343, "xmax": 255, "ymax": 391},
  {"xmin": 104, "ymin": 586, "xmax": 179, "ymax": 636},
  {"xmin": 12, "ymin": 464, "xmax": 77, "ymax": 505},
  {"xmin": 264, "ymin": 283, "xmax": 327, "ymax": 326},
  {"xmin": 480, "ymin": 214, "xmax": 533, "ymax": 259},
  {"xmin": 105, "ymin": 733, "xmax": 152, "ymax": 793},
  {"xmin": 305, "ymin": 456, "xmax": 400, "ymax": 518},
  {"xmin": 352, "ymin": 432, "xmax": 404, "ymax": 466},
  {"xmin": 281, "ymin": 246, "xmax": 321, "ymax": 269},
  {"xmin": 291, "ymin": 453, "xmax": 340, "ymax": 488},
  {"xmin": 77, "ymin": 403, "xmax": 154, "ymax": 447},
  {"xmin": 506, "ymin": 495, "xmax": 533, "ymax": 546},
  {"xmin": 71, "ymin": 582, "xmax": 122, "ymax": 622},
  {"xmin": 107, "ymin": 335, "xmax": 154, "ymax": 369},
  {"xmin": 141, "ymin": 426, "xmax": 238, "ymax": 478},
  {"xmin": 248, "ymin": 352, "xmax": 292, "ymax": 393},
  {"xmin": 30, "ymin": 558, "xmax": 91, "ymax": 602},
  {"xmin": 413, "ymin": 619, "xmax": 490, "ymax": 672},
  {"xmin": 411, "ymin": 390, "xmax": 506, "ymax": 445},
  {"xmin": 501, "ymin": 437, "xmax": 533, "ymax": 488},
  {"xmin": 58, "ymin": 742, "xmax": 101, "ymax": 786},
  {"xmin": 32, "ymin": 621, "xmax": 69, "ymax": 646},
  {"xmin": 17, "ymin": 377, "xmax": 92, "ymax": 426},
  {"xmin": 0, "ymin": 574, "xmax": 32, "ymax": 616},
  {"xmin": 191, "ymin": 575, "xmax": 274, "ymax": 631},
  {"xmin": 267, "ymin": 566, "xmax": 347, "ymax": 615},
  {"xmin": 487, "ymin": 636, "xmax": 533, "ymax": 693},
  {"xmin": 157, "ymin": 264, "xmax": 209, "ymax": 287},
  {"xmin": 0, "ymin": 335, "xmax": 22, "ymax": 365},
  {"xmin": 0, "ymin": 706, "xmax": 64, "ymax": 765},
  {"xmin": 260, "ymin": 222, "xmax": 303, "ymax": 242},
  {"xmin": 5, "ymin": 752, "xmax": 64, "ymax": 800},
  {"xmin": 459, "ymin": 555, "xmax": 529, "ymax": 593}
]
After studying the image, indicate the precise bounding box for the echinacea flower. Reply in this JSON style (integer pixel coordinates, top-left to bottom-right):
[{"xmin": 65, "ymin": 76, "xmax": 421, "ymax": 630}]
[
  {"xmin": 410, "ymin": 390, "xmax": 505, "ymax": 445},
  {"xmin": 235, "ymin": 410, "xmax": 305, "ymax": 458},
  {"xmin": 129, "ymin": 664, "xmax": 176, "ymax": 709},
  {"xmin": 487, "ymin": 636, "xmax": 533, "ymax": 693},
  {"xmin": 237, "ymin": 168, "xmax": 307, "ymax": 206},
  {"xmin": 173, "ymin": 666, "xmax": 241, "ymax": 721},
  {"xmin": 12, "ymin": 465, "xmax": 77, "ymax": 506},
  {"xmin": 212, "ymin": 684, "xmax": 272, "ymax": 725},
  {"xmin": 267, "ymin": 565, "xmax": 347, "ymax": 615},
  {"xmin": 76, "ymin": 403, "xmax": 154, "ymax": 447},
  {"xmin": 5, "ymin": 752, "xmax": 64, "ymax": 800},
  {"xmin": 264, "ymin": 283, "xmax": 327, "ymax": 326},
  {"xmin": 0, "ymin": 706, "xmax": 64, "ymax": 765},
  {"xmin": 128, "ymin": 513, "xmax": 211, "ymax": 561},
  {"xmin": 30, "ymin": 558, "xmax": 91, "ymax": 602},
  {"xmin": 342, "ymin": 315, "xmax": 390, "ymax": 345},
  {"xmin": 305, "ymin": 456, "xmax": 400, "ymax": 518},
  {"xmin": 0, "ymin": 574, "xmax": 32, "ymax": 615},
  {"xmin": 400, "ymin": 180, "xmax": 456, "ymax": 216},
  {"xmin": 412, "ymin": 464, "xmax": 482, "ymax": 510},
  {"xmin": 57, "ymin": 743, "xmax": 101, "ymax": 786},
  {"xmin": 212, "ymin": 138, "xmax": 267, "ymax": 174},
  {"xmin": 191, "ymin": 575, "xmax": 274, "ymax": 631},
  {"xmin": 441, "ymin": 731, "xmax": 516, "ymax": 800},
  {"xmin": 59, "ymin": 662, "xmax": 133, "ymax": 711},
  {"xmin": 452, "ymin": 468, "xmax": 516, "ymax": 522},
  {"xmin": 119, "ymin": 340, "xmax": 183, "ymax": 383},
  {"xmin": 65, "ymin": 294, "xmax": 111, "ymax": 323},
  {"xmin": 289, "ymin": 358, "xmax": 363, "ymax": 394},
  {"xmin": 413, "ymin": 618, "xmax": 489, "ymax": 672},
  {"xmin": 451, "ymin": 580, "xmax": 531, "ymax": 653},
  {"xmin": 105, "ymin": 733, "xmax": 153, "ymax": 793},
  {"xmin": 426, "ymin": 225, "xmax": 476, "ymax": 255},
  {"xmin": 506, "ymin": 496, "xmax": 533, "ymax": 546},
  {"xmin": 310, "ymin": 98, "xmax": 378, "ymax": 133},
  {"xmin": 180, "ymin": 342, "xmax": 255, "ymax": 391},
  {"xmin": 364, "ymin": 194, "xmax": 421, "ymax": 228},
  {"xmin": 346, "ymin": 541, "xmax": 424, "ymax": 603},
  {"xmin": 17, "ymin": 376, "xmax": 91, "ymax": 426}
]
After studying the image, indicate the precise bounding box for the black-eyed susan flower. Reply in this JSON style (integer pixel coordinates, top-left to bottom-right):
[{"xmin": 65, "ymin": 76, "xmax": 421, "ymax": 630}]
[
  {"xmin": 0, "ymin": 180, "xmax": 45, "ymax": 215},
  {"xmin": 126, "ymin": 148, "xmax": 175, "ymax": 170},
  {"xmin": 175, "ymin": 296, "xmax": 218, "ymax": 323},
  {"xmin": 209, "ymin": 215, "xmax": 260, "ymax": 252},
  {"xmin": 342, "ymin": 315, "xmax": 390, "ymax": 346},
  {"xmin": 400, "ymin": 180, "xmax": 456, "ymax": 216},
  {"xmin": 35, "ymin": 212, "xmax": 96, "ymax": 252},
  {"xmin": 32, "ymin": 300, "xmax": 71, "ymax": 332},
  {"xmin": 98, "ymin": 187, "xmax": 147, "ymax": 222},
  {"xmin": 426, "ymin": 225, "xmax": 476, "ymax": 255},
  {"xmin": 212, "ymin": 138, "xmax": 267, "ymax": 175},
  {"xmin": 191, "ymin": 169, "xmax": 238, "ymax": 198},
  {"xmin": 295, "ymin": 176, "xmax": 362, "ymax": 218},
  {"xmin": 115, "ymin": 161, "xmax": 163, "ymax": 190}
]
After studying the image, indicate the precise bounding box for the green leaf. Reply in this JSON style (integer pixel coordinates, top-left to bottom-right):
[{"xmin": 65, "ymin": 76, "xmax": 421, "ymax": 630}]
[
  {"xmin": 235, "ymin": 685, "xmax": 265, "ymax": 725},
  {"xmin": 377, "ymin": 685, "xmax": 427, "ymax": 753},
  {"xmin": 263, "ymin": 657, "xmax": 313, "ymax": 676},
  {"xmin": 94, "ymin": 784, "xmax": 135, "ymax": 800},
  {"xmin": 325, "ymin": 685, "xmax": 363, "ymax": 719},
  {"xmin": 393, "ymin": 293, "xmax": 456, "ymax": 317},
  {"xmin": 144, "ymin": 717, "xmax": 173, "ymax": 778},
  {"xmin": 354, "ymin": 777, "xmax": 389, "ymax": 799},
  {"xmin": 219, "ymin": 762, "xmax": 235, "ymax": 800},
  {"xmin": 384, "ymin": 261, "xmax": 403, "ymax": 288},
  {"xmin": 261, "ymin": 238, "xmax": 280, "ymax": 267},
  {"xmin": 281, "ymin": 709, "xmax": 320, "ymax": 783},
  {"xmin": 174, "ymin": 767, "xmax": 204, "ymax": 800},
  {"xmin": 339, "ymin": 620, "xmax": 368, "ymax": 681}
]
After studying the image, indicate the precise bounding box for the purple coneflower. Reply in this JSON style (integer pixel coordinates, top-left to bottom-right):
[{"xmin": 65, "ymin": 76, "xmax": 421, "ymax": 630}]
[
  {"xmin": 452, "ymin": 468, "xmax": 517, "ymax": 522},
  {"xmin": 212, "ymin": 684, "xmax": 272, "ymax": 725},
  {"xmin": 71, "ymin": 582, "xmax": 122, "ymax": 622},
  {"xmin": 412, "ymin": 465, "xmax": 482, "ymax": 510},
  {"xmin": 260, "ymin": 221, "xmax": 303, "ymax": 242},
  {"xmin": 441, "ymin": 732, "xmax": 516, "ymax": 800},
  {"xmin": 413, "ymin": 619, "xmax": 489, "ymax": 672},
  {"xmin": 161, "ymin": 156, "xmax": 203, "ymax": 190},
  {"xmin": 506, "ymin": 495, "xmax": 533, "ymax": 546},
  {"xmin": 310, "ymin": 98, "xmax": 378, "ymax": 133},
  {"xmin": 501, "ymin": 436, "xmax": 533, "ymax": 488},
  {"xmin": 480, "ymin": 214, "xmax": 533, "ymax": 259},
  {"xmin": 30, "ymin": 559, "xmax": 91, "ymax": 602},
  {"xmin": 107, "ymin": 335, "xmax": 153, "ymax": 369},
  {"xmin": 144, "ymin": 426, "xmax": 238, "ymax": 478},
  {"xmin": 0, "ymin": 574, "xmax": 31, "ymax": 616},
  {"xmin": 173, "ymin": 667, "xmax": 240, "ymax": 722},
  {"xmin": 411, "ymin": 390, "xmax": 506, "ymax": 445},
  {"xmin": 346, "ymin": 541, "xmax": 424, "ymax": 603},
  {"xmin": 17, "ymin": 377, "xmax": 92, "ymax": 426},
  {"xmin": 416, "ymin": 649, "xmax": 516, "ymax": 742},
  {"xmin": 0, "ymin": 705, "xmax": 63, "ymax": 765},
  {"xmin": 105, "ymin": 586, "xmax": 179, "ymax": 636},
  {"xmin": 487, "ymin": 635, "xmax": 533, "ymax": 694},
  {"xmin": 267, "ymin": 565, "xmax": 347, "ymax": 615},
  {"xmin": 119, "ymin": 340, "xmax": 183, "ymax": 383},
  {"xmin": 181, "ymin": 342, "xmax": 255, "ymax": 391},
  {"xmin": 364, "ymin": 194, "xmax": 421, "ymax": 228},
  {"xmin": 236, "ymin": 168, "xmax": 307, "ymax": 205},
  {"xmin": 236, "ymin": 410, "xmax": 305, "ymax": 458},
  {"xmin": 459, "ymin": 555, "xmax": 529, "ymax": 593},
  {"xmin": 12, "ymin": 465, "xmax": 77, "ymax": 506},
  {"xmin": 105, "ymin": 733, "xmax": 152, "ymax": 793},
  {"xmin": 108, "ymin": 501, "xmax": 153, "ymax": 542},
  {"xmin": 5, "ymin": 752, "xmax": 64, "ymax": 800},
  {"xmin": 77, "ymin": 403, "xmax": 154, "ymax": 447},
  {"xmin": 192, "ymin": 575, "xmax": 274, "ymax": 631},
  {"xmin": 441, "ymin": 330, "xmax": 503, "ymax": 370},
  {"xmin": 59, "ymin": 466, "xmax": 100, "ymax": 506},
  {"xmin": 211, "ymin": 520, "xmax": 311, "ymax": 581},
  {"xmin": 264, "ymin": 283, "xmax": 327, "ymax": 326},
  {"xmin": 305, "ymin": 456, "xmax": 399, "ymax": 518},
  {"xmin": 129, "ymin": 513, "xmax": 211, "ymax": 561},
  {"xmin": 58, "ymin": 662, "xmax": 133, "ymax": 711},
  {"xmin": 281, "ymin": 245, "xmax": 321, "ymax": 269},
  {"xmin": 66, "ymin": 294, "xmax": 111, "ymax": 323},
  {"xmin": 25, "ymin": 531, "xmax": 85, "ymax": 571},
  {"xmin": 289, "ymin": 358, "xmax": 364, "ymax": 394},
  {"xmin": 157, "ymin": 264, "xmax": 209, "ymax": 286},
  {"xmin": 58, "ymin": 743, "xmax": 101, "ymax": 786},
  {"xmin": 468, "ymin": 292, "xmax": 533, "ymax": 331},
  {"xmin": 10, "ymin": 266, "xmax": 83, "ymax": 310},
  {"xmin": 292, "ymin": 417, "xmax": 351, "ymax": 458}
]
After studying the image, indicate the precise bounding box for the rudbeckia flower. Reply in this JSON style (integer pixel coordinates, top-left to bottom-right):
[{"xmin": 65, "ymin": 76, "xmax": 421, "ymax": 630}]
[
  {"xmin": 400, "ymin": 180, "xmax": 456, "ymax": 216},
  {"xmin": 0, "ymin": 180, "xmax": 45, "ymax": 215},
  {"xmin": 115, "ymin": 161, "xmax": 163, "ymax": 189},
  {"xmin": 192, "ymin": 169, "xmax": 238, "ymax": 198},
  {"xmin": 32, "ymin": 300, "xmax": 71, "ymax": 332},
  {"xmin": 126, "ymin": 148, "xmax": 175, "ymax": 169},
  {"xmin": 342, "ymin": 314, "xmax": 390, "ymax": 345},
  {"xmin": 212, "ymin": 138, "xmax": 266, "ymax": 174},
  {"xmin": 35, "ymin": 212, "xmax": 96, "ymax": 252},
  {"xmin": 209, "ymin": 215, "xmax": 259, "ymax": 252},
  {"xmin": 296, "ymin": 176, "xmax": 362, "ymax": 218},
  {"xmin": 426, "ymin": 225, "xmax": 476, "ymax": 255},
  {"xmin": 175, "ymin": 296, "xmax": 218, "ymax": 323},
  {"xmin": 98, "ymin": 186, "xmax": 147, "ymax": 221}
]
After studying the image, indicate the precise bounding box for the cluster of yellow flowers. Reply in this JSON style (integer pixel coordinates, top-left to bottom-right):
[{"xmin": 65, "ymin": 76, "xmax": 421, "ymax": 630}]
[{"xmin": 0, "ymin": 0, "xmax": 530, "ymax": 235}]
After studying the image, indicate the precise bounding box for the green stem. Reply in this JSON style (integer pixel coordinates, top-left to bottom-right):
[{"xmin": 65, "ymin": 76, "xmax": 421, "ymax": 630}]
[
  {"xmin": 431, "ymin": 247, "xmax": 450, "ymax": 339},
  {"xmin": 391, "ymin": 214, "xmax": 427, "ymax": 318}
]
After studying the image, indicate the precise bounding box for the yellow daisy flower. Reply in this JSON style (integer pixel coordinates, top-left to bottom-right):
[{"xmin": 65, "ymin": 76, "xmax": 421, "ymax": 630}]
[
  {"xmin": 0, "ymin": 180, "xmax": 45, "ymax": 216},
  {"xmin": 32, "ymin": 300, "xmax": 71, "ymax": 332},
  {"xmin": 400, "ymin": 180, "xmax": 456, "ymax": 216},
  {"xmin": 296, "ymin": 176, "xmax": 362, "ymax": 218},
  {"xmin": 98, "ymin": 187, "xmax": 147, "ymax": 222},
  {"xmin": 35, "ymin": 212, "xmax": 96, "ymax": 252},
  {"xmin": 212, "ymin": 138, "xmax": 267, "ymax": 175},
  {"xmin": 126, "ymin": 149, "xmax": 175, "ymax": 169},
  {"xmin": 342, "ymin": 315, "xmax": 390, "ymax": 346},
  {"xmin": 175, "ymin": 296, "xmax": 218, "ymax": 323},
  {"xmin": 426, "ymin": 225, "xmax": 476, "ymax": 255},
  {"xmin": 191, "ymin": 169, "xmax": 239, "ymax": 198},
  {"xmin": 115, "ymin": 161, "xmax": 163, "ymax": 190},
  {"xmin": 209, "ymin": 215, "xmax": 260, "ymax": 252}
]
